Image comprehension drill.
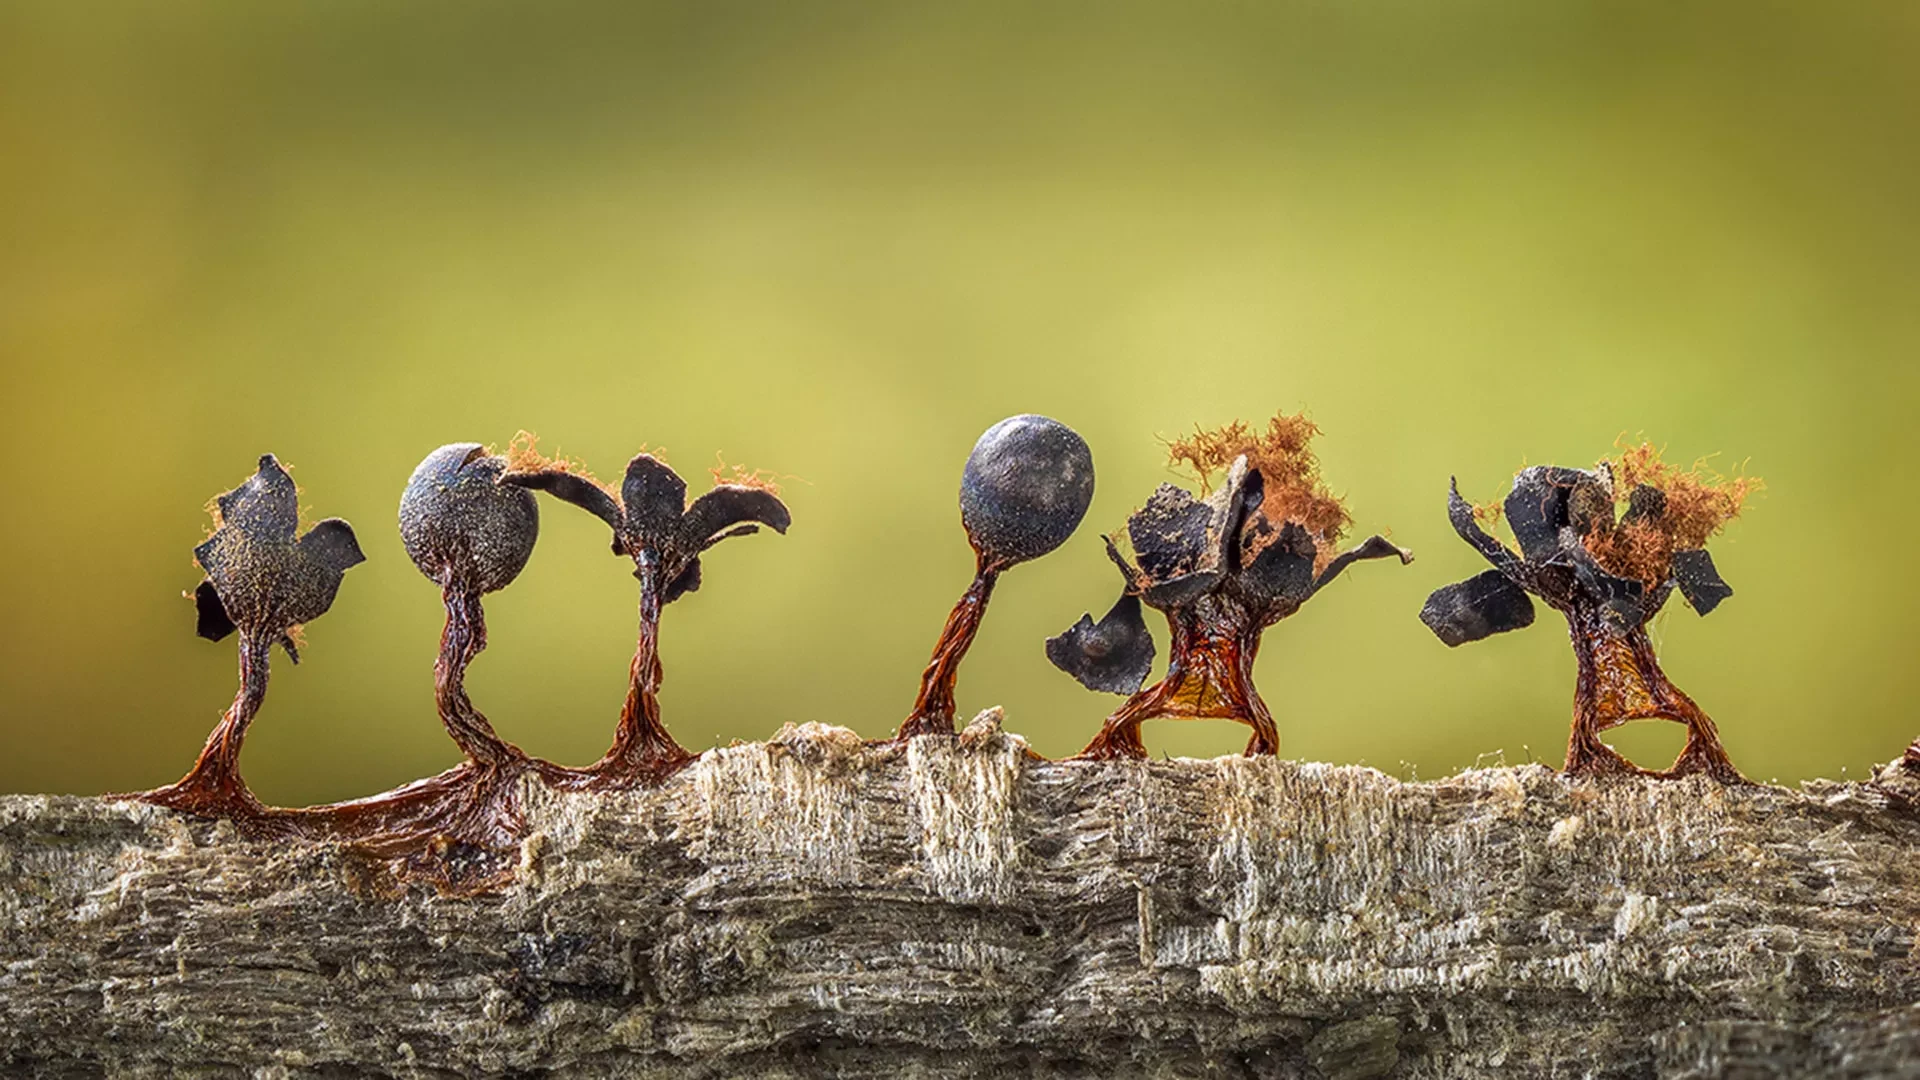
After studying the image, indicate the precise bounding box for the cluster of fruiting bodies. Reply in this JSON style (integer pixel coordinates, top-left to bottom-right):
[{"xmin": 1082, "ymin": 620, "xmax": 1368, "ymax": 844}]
[
  {"xmin": 128, "ymin": 414, "xmax": 1794, "ymax": 886},
  {"xmin": 132, "ymin": 440, "xmax": 792, "ymax": 885}
]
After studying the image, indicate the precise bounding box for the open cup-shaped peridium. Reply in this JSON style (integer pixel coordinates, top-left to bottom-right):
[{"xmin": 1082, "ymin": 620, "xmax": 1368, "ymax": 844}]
[
  {"xmin": 1049, "ymin": 414, "xmax": 1410, "ymax": 760},
  {"xmin": 897, "ymin": 414, "xmax": 1095, "ymax": 740},
  {"xmin": 398, "ymin": 443, "xmax": 540, "ymax": 768},
  {"xmin": 502, "ymin": 437, "xmax": 789, "ymax": 787},
  {"xmin": 131, "ymin": 454, "xmax": 365, "ymax": 817},
  {"xmin": 1420, "ymin": 444, "xmax": 1757, "ymax": 782}
]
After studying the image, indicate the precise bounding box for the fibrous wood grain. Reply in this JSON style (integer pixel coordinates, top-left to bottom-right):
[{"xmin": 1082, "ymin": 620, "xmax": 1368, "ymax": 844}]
[{"xmin": 3, "ymin": 713, "xmax": 1918, "ymax": 1079}]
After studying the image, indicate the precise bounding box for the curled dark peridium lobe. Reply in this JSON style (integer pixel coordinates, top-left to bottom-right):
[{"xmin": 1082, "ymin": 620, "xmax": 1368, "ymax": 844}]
[{"xmin": 121, "ymin": 425, "xmax": 1787, "ymax": 891}]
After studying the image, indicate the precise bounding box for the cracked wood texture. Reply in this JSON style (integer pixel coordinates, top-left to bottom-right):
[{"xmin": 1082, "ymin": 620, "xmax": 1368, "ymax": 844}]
[{"xmin": 3, "ymin": 715, "xmax": 1919, "ymax": 1079}]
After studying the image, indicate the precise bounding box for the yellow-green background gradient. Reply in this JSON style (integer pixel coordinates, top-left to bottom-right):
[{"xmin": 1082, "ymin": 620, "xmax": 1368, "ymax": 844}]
[{"xmin": 3, "ymin": 3, "xmax": 1915, "ymax": 803}]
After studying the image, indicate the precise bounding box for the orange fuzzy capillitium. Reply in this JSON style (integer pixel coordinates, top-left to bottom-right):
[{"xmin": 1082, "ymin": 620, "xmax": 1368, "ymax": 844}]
[{"xmin": 1166, "ymin": 412, "xmax": 1352, "ymax": 570}]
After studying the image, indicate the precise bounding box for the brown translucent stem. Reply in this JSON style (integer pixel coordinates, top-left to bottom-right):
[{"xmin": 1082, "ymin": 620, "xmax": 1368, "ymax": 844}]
[
  {"xmin": 1563, "ymin": 600, "xmax": 1743, "ymax": 783},
  {"xmin": 131, "ymin": 628, "xmax": 273, "ymax": 817},
  {"xmin": 546, "ymin": 552, "xmax": 693, "ymax": 789},
  {"xmin": 1078, "ymin": 602, "xmax": 1276, "ymax": 761},
  {"xmin": 898, "ymin": 555, "xmax": 1001, "ymax": 740},
  {"xmin": 1238, "ymin": 635, "xmax": 1278, "ymax": 757},
  {"xmin": 436, "ymin": 586, "xmax": 521, "ymax": 768}
]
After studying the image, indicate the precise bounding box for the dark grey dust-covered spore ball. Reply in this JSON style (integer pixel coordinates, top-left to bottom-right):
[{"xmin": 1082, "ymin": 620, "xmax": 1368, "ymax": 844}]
[
  {"xmin": 959, "ymin": 414, "xmax": 1095, "ymax": 566},
  {"xmin": 399, "ymin": 443, "xmax": 539, "ymax": 593}
]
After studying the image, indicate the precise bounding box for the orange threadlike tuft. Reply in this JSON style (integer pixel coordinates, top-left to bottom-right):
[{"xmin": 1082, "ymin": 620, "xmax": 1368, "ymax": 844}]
[
  {"xmin": 1584, "ymin": 518, "xmax": 1673, "ymax": 585},
  {"xmin": 1167, "ymin": 412, "xmax": 1352, "ymax": 569},
  {"xmin": 708, "ymin": 452, "xmax": 785, "ymax": 496},
  {"xmin": 500, "ymin": 431, "xmax": 615, "ymax": 495},
  {"xmin": 1585, "ymin": 440, "xmax": 1760, "ymax": 583},
  {"xmin": 1610, "ymin": 440, "xmax": 1759, "ymax": 550}
]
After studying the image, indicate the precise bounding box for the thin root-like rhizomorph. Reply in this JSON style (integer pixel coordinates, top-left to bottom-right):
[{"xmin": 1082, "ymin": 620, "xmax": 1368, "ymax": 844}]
[
  {"xmin": 1051, "ymin": 415, "xmax": 1411, "ymax": 759},
  {"xmin": 1421, "ymin": 446, "xmax": 1758, "ymax": 781},
  {"xmin": 899, "ymin": 415, "xmax": 1095, "ymax": 740},
  {"xmin": 127, "ymin": 455, "xmax": 365, "ymax": 818},
  {"xmin": 503, "ymin": 437, "xmax": 790, "ymax": 787}
]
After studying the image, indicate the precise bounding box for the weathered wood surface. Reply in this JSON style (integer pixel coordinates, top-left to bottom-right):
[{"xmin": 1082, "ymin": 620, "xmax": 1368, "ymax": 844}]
[{"xmin": 3, "ymin": 714, "xmax": 1918, "ymax": 1079}]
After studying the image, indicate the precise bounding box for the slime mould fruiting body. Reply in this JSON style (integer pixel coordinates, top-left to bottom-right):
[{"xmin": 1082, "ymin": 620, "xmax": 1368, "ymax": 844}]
[
  {"xmin": 499, "ymin": 440, "xmax": 791, "ymax": 787},
  {"xmin": 898, "ymin": 415, "xmax": 1096, "ymax": 740},
  {"xmin": 399, "ymin": 443, "xmax": 540, "ymax": 771},
  {"xmin": 1422, "ymin": 450, "xmax": 1754, "ymax": 782},
  {"xmin": 1047, "ymin": 414, "xmax": 1411, "ymax": 759},
  {"xmin": 136, "ymin": 455, "xmax": 365, "ymax": 818}
]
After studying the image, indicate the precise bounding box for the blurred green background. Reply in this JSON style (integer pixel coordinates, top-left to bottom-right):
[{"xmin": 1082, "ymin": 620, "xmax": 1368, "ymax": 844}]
[{"xmin": 3, "ymin": 2, "xmax": 1914, "ymax": 804}]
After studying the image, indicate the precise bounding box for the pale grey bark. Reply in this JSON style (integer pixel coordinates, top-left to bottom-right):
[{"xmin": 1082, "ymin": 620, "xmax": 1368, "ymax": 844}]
[{"xmin": 2, "ymin": 713, "xmax": 1918, "ymax": 1079}]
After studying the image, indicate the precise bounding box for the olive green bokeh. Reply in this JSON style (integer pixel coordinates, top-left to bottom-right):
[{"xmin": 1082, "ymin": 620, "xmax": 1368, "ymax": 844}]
[{"xmin": 3, "ymin": 3, "xmax": 1915, "ymax": 804}]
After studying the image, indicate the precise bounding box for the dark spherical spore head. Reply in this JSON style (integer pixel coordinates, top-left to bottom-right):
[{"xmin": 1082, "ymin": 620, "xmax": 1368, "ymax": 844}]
[
  {"xmin": 959, "ymin": 414, "xmax": 1094, "ymax": 566},
  {"xmin": 400, "ymin": 443, "xmax": 539, "ymax": 593}
]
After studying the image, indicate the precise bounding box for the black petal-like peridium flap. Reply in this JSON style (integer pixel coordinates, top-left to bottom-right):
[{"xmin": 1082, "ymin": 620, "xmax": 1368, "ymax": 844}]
[
  {"xmin": 192, "ymin": 455, "xmax": 363, "ymax": 640},
  {"xmin": 681, "ymin": 485, "xmax": 791, "ymax": 553},
  {"xmin": 1236, "ymin": 520, "xmax": 1318, "ymax": 610},
  {"xmin": 661, "ymin": 556, "xmax": 702, "ymax": 603},
  {"xmin": 1447, "ymin": 479, "xmax": 1517, "ymax": 570},
  {"xmin": 1420, "ymin": 569, "xmax": 1536, "ymax": 647},
  {"xmin": 1582, "ymin": 568, "xmax": 1647, "ymax": 625},
  {"xmin": 1046, "ymin": 593, "xmax": 1156, "ymax": 694},
  {"xmin": 500, "ymin": 469, "xmax": 622, "ymax": 534},
  {"xmin": 1672, "ymin": 547, "xmax": 1733, "ymax": 615},
  {"xmin": 215, "ymin": 454, "xmax": 300, "ymax": 544},
  {"xmin": 193, "ymin": 580, "xmax": 236, "ymax": 642},
  {"xmin": 1126, "ymin": 483, "xmax": 1223, "ymax": 608},
  {"xmin": 1313, "ymin": 534, "xmax": 1414, "ymax": 593},
  {"xmin": 1125, "ymin": 457, "xmax": 1254, "ymax": 610},
  {"xmin": 1504, "ymin": 466, "xmax": 1595, "ymax": 563},
  {"xmin": 300, "ymin": 519, "xmax": 367, "ymax": 575},
  {"xmin": 621, "ymin": 455, "xmax": 688, "ymax": 550},
  {"xmin": 283, "ymin": 517, "xmax": 366, "ymax": 625}
]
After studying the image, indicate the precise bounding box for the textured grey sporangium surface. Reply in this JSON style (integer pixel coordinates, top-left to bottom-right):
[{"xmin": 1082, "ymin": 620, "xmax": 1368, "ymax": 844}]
[{"xmin": 2, "ymin": 712, "xmax": 1918, "ymax": 1079}]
